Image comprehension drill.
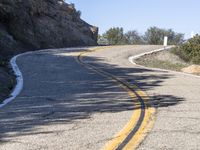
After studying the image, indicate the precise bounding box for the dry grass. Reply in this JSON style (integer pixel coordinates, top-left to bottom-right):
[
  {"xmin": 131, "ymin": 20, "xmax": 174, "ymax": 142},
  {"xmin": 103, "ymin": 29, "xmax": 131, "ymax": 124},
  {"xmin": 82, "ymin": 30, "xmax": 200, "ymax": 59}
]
[{"xmin": 135, "ymin": 49, "xmax": 191, "ymax": 71}]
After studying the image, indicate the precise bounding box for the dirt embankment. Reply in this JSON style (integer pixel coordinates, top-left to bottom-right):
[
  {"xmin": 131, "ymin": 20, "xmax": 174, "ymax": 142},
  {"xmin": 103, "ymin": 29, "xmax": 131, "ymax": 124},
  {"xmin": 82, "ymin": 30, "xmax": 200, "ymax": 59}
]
[{"xmin": 135, "ymin": 49, "xmax": 200, "ymax": 76}]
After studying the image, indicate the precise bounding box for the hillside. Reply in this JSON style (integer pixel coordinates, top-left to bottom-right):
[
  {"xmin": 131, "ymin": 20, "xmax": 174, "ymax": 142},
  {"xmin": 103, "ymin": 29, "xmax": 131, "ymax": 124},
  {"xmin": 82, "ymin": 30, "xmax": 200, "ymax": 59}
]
[{"xmin": 0, "ymin": 0, "xmax": 98, "ymax": 56}]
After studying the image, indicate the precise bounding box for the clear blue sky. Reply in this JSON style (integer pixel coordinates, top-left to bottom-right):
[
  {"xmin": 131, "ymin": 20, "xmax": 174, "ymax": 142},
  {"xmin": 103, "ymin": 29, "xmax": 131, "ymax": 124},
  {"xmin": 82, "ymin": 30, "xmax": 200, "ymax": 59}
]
[{"xmin": 67, "ymin": 0, "xmax": 200, "ymax": 38}]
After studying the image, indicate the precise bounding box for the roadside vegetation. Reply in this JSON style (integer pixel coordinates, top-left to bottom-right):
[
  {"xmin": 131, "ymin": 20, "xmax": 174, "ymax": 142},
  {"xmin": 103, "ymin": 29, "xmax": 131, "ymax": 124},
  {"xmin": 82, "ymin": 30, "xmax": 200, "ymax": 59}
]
[
  {"xmin": 136, "ymin": 35, "xmax": 200, "ymax": 75},
  {"xmin": 172, "ymin": 35, "xmax": 200, "ymax": 64},
  {"xmin": 135, "ymin": 50, "xmax": 190, "ymax": 71},
  {"xmin": 98, "ymin": 26, "xmax": 184, "ymax": 45}
]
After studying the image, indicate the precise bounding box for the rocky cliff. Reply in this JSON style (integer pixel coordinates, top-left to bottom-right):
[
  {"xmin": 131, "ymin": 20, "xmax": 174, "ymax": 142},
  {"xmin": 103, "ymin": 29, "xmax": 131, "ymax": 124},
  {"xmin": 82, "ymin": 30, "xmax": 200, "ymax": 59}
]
[{"xmin": 0, "ymin": 0, "xmax": 98, "ymax": 57}]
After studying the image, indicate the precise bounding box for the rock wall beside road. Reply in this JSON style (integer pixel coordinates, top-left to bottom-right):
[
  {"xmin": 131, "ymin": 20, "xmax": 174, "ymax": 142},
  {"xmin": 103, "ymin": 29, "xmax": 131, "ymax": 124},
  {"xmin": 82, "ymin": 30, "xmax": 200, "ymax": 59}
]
[{"xmin": 0, "ymin": 0, "xmax": 98, "ymax": 57}]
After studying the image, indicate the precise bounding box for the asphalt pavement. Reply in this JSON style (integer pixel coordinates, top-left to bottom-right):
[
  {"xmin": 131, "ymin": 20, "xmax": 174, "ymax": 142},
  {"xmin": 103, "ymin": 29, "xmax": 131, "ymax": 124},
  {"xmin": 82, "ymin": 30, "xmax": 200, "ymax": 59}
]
[{"xmin": 0, "ymin": 46, "xmax": 200, "ymax": 150}]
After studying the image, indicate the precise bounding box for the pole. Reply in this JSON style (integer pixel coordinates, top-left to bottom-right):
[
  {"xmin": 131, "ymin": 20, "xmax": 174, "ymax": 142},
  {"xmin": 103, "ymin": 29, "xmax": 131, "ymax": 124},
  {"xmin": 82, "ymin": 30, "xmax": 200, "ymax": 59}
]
[{"xmin": 163, "ymin": 36, "xmax": 168, "ymax": 49}]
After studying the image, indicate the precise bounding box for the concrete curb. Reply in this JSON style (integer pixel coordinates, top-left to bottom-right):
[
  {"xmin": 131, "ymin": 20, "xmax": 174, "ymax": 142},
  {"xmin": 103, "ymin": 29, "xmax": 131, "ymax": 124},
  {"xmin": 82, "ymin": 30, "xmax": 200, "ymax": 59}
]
[
  {"xmin": 128, "ymin": 46, "xmax": 174, "ymax": 65},
  {"xmin": 0, "ymin": 53, "xmax": 24, "ymax": 108},
  {"xmin": 128, "ymin": 46, "xmax": 200, "ymax": 79}
]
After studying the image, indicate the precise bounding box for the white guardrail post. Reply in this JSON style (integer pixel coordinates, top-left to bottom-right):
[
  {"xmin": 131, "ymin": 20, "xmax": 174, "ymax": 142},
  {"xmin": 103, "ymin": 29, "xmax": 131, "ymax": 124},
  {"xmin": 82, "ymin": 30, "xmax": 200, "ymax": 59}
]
[{"xmin": 164, "ymin": 36, "xmax": 168, "ymax": 49}]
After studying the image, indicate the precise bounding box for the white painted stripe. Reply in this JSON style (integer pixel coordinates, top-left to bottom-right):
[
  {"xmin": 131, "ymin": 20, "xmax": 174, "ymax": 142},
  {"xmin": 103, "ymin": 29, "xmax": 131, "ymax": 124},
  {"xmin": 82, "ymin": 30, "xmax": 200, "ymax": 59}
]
[
  {"xmin": 128, "ymin": 46, "xmax": 200, "ymax": 79},
  {"xmin": 0, "ymin": 54, "xmax": 24, "ymax": 108}
]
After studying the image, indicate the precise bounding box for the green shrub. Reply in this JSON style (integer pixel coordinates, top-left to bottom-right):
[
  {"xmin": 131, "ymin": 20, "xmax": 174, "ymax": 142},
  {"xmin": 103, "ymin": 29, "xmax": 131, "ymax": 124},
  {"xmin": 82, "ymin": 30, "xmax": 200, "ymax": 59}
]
[{"xmin": 172, "ymin": 35, "xmax": 200, "ymax": 64}]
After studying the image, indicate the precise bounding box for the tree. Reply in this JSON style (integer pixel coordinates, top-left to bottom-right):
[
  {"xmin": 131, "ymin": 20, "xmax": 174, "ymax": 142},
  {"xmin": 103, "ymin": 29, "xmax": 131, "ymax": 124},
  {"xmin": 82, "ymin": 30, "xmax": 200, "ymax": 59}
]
[
  {"xmin": 144, "ymin": 27, "xmax": 164, "ymax": 45},
  {"xmin": 100, "ymin": 27, "xmax": 144, "ymax": 45},
  {"xmin": 124, "ymin": 30, "xmax": 144, "ymax": 44},
  {"xmin": 99, "ymin": 26, "xmax": 184, "ymax": 46},
  {"xmin": 104, "ymin": 27, "xmax": 126, "ymax": 45},
  {"xmin": 145, "ymin": 26, "xmax": 184, "ymax": 45}
]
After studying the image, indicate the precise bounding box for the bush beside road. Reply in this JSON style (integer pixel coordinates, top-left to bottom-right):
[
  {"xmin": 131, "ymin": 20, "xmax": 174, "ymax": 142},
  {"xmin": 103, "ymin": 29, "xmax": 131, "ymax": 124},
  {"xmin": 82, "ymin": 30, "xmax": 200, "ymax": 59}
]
[
  {"xmin": 172, "ymin": 35, "xmax": 200, "ymax": 64},
  {"xmin": 136, "ymin": 47, "xmax": 200, "ymax": 76}
]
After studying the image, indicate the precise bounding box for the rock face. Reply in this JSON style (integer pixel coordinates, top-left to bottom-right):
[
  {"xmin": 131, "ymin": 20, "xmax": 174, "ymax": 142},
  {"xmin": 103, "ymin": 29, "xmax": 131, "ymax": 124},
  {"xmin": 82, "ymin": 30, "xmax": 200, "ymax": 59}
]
[{"xmin": 0, "ymin": 0, "xmax": 98, "ymax": 57}]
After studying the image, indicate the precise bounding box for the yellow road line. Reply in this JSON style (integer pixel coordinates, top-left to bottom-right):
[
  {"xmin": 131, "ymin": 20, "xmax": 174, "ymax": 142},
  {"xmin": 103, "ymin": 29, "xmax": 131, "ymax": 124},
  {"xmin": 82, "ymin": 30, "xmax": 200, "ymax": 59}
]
[
  {"xmin": 123, "ymin": 90, "xmax": 156, "ymax": 150},
  {"xmin": 76, "ymin": 46, "xmax": 156, "ymax": 150},
  {"xmin": 102, "ymin": 91, "xmax": 141, "ymax": 150}
]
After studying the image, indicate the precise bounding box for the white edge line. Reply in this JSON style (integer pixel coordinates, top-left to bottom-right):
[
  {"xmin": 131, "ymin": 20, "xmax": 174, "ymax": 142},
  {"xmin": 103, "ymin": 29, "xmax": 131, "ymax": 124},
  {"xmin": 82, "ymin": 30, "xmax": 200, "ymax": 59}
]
[
  {"xmin": 128, "ymin": 46, "xmax": 200, "ymax": 79},
  {"xmin": 0, "ymin": 47, "xmax": 93, "ymax": 108},
  {"xmin": 0, "ymin": 53, "xmax": 24, "ymax": 108}
]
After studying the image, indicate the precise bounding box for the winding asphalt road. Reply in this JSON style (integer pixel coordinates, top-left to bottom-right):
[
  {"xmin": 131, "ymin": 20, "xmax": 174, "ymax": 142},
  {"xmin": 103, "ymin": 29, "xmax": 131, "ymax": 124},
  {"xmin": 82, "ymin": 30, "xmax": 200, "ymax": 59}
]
[{"xmin": 1, "ymin": 46, "xmax": 200, "ymax": 150}]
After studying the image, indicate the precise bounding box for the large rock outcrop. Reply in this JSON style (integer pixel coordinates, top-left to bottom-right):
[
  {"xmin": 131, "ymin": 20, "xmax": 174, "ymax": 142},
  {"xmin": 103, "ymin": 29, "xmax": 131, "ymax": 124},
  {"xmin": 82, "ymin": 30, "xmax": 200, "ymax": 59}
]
[{"xmin": 0, "ymin": 0, "xmax": 98, "ymax": 57}]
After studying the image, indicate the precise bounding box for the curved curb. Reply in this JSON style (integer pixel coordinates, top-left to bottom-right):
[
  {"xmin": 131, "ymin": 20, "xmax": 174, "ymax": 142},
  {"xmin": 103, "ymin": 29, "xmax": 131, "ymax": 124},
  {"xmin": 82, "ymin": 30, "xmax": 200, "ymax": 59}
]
[
  {"xmin": 0, "ymin": 53, "xmax": 24, "ymax": 108},
  {"xmin": 128, "ymin": 46, "xmax": 174, "ymax": 65},
  {"xmin": 129, "ymin": 46, "xmax": 200, "ymax": 79}
]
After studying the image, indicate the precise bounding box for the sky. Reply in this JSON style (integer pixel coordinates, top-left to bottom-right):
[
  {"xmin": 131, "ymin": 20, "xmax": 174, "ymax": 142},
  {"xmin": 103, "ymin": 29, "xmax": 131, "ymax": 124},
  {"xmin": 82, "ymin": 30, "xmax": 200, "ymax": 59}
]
[{"xmin": 67, "ymin": 0, "xmax": 200, "ymax": 38}]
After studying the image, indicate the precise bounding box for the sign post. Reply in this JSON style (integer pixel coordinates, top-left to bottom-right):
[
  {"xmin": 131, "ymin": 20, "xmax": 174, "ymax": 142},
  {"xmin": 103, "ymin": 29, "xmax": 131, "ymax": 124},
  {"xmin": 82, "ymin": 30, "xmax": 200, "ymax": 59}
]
[{"xmin": 164, "ymin": 36, "xmax": 168, "ymax": 49}]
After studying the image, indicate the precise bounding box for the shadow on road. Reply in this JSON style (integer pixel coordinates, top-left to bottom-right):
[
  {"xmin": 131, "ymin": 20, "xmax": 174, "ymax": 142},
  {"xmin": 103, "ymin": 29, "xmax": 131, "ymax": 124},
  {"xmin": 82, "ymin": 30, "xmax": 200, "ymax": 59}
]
[{"xmin": 0, "ymin": 48, "xmax": 184, "ymax": 143}]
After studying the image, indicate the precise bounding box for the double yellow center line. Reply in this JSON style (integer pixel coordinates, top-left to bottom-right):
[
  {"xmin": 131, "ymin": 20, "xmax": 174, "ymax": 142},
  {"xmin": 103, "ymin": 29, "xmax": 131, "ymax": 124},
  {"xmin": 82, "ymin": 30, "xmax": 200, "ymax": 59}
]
[{"xmin": 76, "ymin": 46, "xmax": 156, "ymax": 150}]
